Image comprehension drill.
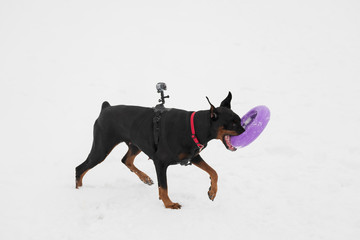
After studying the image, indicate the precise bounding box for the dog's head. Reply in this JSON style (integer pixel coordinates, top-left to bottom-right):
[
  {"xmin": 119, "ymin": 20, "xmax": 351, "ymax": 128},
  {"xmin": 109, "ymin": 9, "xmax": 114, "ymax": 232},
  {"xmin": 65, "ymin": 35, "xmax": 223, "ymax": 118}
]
[{"xmin": 207, "ymin": 92, "xmax": 245, "ymax": 151}]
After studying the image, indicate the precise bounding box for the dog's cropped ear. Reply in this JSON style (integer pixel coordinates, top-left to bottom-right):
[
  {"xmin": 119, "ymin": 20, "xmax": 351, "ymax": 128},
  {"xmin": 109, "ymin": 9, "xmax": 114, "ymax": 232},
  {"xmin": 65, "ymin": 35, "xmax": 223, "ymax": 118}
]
[
  {"xmin": 206, "ymin": 96, "xmax": 218, "ymax": 120},
  {"xmin": 220, "ymin": 91, "xmax": 232, "ymax": 109}
]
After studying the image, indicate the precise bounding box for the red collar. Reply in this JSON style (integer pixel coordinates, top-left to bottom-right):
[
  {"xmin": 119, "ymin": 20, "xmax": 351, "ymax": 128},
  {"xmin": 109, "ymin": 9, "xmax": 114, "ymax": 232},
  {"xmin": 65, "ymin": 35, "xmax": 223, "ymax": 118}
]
[{"xmin": 190, "ymin": 112, "xmax": 204, "ymax": 152}]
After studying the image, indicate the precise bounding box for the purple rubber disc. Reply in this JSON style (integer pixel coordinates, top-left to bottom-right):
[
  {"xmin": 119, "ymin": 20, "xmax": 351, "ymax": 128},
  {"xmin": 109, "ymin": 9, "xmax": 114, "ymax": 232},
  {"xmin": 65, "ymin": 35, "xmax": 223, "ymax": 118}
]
[{"xmin": 230, "ymin": 105, "xmax": 270, "ymax": 148}]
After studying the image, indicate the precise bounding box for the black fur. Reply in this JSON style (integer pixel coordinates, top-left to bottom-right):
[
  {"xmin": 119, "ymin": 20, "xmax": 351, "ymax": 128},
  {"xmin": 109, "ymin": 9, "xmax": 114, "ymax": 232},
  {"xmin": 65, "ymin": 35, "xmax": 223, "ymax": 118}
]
[{"xmin": 75, "ymin": 92, "xmax": 245, "ymax": 208}]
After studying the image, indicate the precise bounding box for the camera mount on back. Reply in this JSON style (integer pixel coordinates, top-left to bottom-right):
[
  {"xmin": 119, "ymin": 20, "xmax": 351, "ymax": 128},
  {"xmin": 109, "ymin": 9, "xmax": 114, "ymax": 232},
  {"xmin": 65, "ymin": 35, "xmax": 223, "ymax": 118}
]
[
  {"xmin": 156, "ymin": 82, "xmax": 169, "ymax": 108},
  {"xmin": 153, "ymin": 82, "xmax": 170, "ymax": 150}
]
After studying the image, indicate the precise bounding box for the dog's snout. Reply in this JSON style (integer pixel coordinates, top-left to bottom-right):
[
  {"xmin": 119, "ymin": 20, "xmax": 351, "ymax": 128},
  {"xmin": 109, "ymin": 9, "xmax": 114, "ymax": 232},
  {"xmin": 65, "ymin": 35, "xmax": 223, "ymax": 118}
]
[{"xmin": 238, "ymin": 126, "xmax": 245, "ymax": 135}]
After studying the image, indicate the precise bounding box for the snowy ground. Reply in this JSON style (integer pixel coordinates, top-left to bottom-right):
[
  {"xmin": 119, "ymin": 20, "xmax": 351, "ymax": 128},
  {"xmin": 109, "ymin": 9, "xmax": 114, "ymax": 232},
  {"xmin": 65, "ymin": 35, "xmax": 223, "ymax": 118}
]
[{"xmin": 1, "ymin": 0, "xmax": 360, "ymax": 239}]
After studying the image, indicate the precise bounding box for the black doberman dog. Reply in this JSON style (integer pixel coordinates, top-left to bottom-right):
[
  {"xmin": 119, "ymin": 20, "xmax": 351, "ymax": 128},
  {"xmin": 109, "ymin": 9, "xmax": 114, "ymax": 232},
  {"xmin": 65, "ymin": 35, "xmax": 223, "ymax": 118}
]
[{"xmin": 75, "ymin": 92, "xmax": 245, "ymax": 209}]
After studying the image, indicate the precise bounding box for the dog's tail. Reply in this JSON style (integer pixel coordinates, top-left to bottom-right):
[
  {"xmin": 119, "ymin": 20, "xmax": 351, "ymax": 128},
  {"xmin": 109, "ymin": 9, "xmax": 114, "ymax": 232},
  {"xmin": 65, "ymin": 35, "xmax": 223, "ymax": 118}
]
[{"xmin": 101, "ymin": 101, "xmax": 111, "ymax": 111}]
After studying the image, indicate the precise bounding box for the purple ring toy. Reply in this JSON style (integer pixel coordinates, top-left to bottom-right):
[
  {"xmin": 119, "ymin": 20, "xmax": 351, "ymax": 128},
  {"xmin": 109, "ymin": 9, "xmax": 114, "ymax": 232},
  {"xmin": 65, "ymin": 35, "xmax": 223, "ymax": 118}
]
[{"xmin": 230, "ymin": 105, "xmax": 270, "ymax": 148}]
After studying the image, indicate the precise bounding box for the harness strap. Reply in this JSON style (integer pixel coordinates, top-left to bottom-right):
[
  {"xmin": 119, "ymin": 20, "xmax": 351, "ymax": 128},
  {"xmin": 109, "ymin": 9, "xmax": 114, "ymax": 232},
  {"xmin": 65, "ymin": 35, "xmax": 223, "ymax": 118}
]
[
  {"xmin": 153, "ymin": 111, "xmax": 161, "ymax": 147},
  {"xmin": 153, "ymin": 104, "xmax": 169, "ymax": 150},
  {"xmin": 190, "ymin": 112, "xmax": 204, "ymax": 152}
]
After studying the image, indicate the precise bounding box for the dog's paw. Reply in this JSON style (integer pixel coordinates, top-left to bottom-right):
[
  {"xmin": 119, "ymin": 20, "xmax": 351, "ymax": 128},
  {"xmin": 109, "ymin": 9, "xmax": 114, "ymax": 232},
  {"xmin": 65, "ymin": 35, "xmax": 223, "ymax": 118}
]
[
  {"xmin": 138, "ymin": 173, "xmax": 154, "ymax": 186},
  {"xmin": 142, "ymin": 176, "xmax": 154, "ymax": 185},
  {"xmin": 165, "ymin": 202, "xmax": 182, "ymax": 209},
  {"xmin": 75, "ymin": 179, "xmax": 82, "ymax": 189},
  {"xmin": 208, "ymin": 186, "xmax": 217, "ymax": 201}
]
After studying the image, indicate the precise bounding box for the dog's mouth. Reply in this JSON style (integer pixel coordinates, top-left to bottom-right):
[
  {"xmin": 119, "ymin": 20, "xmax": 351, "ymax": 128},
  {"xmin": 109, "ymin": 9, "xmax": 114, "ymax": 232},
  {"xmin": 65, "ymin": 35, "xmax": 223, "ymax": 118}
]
[{"xmin": 223, "ymin": 135, "xmax": 237, "ymax": 152}]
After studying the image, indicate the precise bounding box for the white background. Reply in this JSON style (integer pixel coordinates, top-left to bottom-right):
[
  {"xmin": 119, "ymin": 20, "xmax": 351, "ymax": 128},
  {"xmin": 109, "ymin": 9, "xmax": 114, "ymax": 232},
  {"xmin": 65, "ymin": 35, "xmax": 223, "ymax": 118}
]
[{"xmin": 1, "ymin": 0, "xmax": 360, "ymax": 239}]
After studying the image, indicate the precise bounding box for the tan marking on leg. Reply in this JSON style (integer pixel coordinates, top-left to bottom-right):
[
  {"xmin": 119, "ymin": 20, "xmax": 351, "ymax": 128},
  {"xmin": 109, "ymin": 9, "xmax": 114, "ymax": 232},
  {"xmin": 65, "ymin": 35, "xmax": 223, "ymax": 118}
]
[
  {"xmin": 124, "ymin": 148, "xmax": 154, "ymax": 185},
  {"xmin": 76, "ymin": 143, "xmax": 120, "ymax": 189},
  {"xmin": 159, "ymin": 187, "xmax": 181, "ymax": 209},
  {"xmin": 76, "ymin": 169, "xmax": 89, "ymax": 189},
  {"xmin": 193, "ymin": 160, "xmax": 218, "ymax": 201}
]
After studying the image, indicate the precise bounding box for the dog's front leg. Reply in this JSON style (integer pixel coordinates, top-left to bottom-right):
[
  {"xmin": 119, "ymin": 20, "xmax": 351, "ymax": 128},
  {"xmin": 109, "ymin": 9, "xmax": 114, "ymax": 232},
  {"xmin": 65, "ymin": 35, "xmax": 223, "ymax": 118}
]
[
  {"xmin": 192, "ymin": 155, "xmax": 218, "ymax": 201},
  {"xmin": 154, "ymin": 161, "xmax": 181, "ymax": 209}
]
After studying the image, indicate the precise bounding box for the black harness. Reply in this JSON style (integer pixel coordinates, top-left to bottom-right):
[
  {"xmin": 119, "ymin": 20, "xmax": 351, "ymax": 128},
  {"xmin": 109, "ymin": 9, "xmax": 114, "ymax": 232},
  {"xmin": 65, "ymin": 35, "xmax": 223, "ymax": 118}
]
[
  {"xmin": 153, "ymin": 104, "xmax": 169, "ymax": 149},
  {"xmin": 152, "ymin": 105, "xmax": 205, "ymax": 166}
]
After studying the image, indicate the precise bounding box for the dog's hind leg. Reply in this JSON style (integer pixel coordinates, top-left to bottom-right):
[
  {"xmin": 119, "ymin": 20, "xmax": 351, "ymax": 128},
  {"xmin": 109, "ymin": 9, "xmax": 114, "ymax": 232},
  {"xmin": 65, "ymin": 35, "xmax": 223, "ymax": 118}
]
[
  {"xmin": 75, "ymin": 141, "xmax": 112, "ymax": 188},
  {"xmin": 122, "ymin": 143, "xmax": 154, "ymax": 185},
  {"xmin": 75, "ymin": 121, "xmax": 116, "ymax": 188}
]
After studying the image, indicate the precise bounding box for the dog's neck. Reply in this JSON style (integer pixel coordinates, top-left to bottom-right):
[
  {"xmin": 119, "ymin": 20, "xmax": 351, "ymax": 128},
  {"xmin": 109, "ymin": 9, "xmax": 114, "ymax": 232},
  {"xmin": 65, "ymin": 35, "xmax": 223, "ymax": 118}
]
[{"xmin": 192, "ymin": 110, "xmax": 217, "ymax": 145}]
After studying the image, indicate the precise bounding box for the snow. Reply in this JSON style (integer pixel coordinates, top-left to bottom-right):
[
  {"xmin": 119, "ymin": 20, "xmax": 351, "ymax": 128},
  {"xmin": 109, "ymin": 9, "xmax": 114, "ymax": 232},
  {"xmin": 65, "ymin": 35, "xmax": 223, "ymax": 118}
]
[{"xmin": 1, "ymin": 0, "xmax": 360, "ymax": 239}]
